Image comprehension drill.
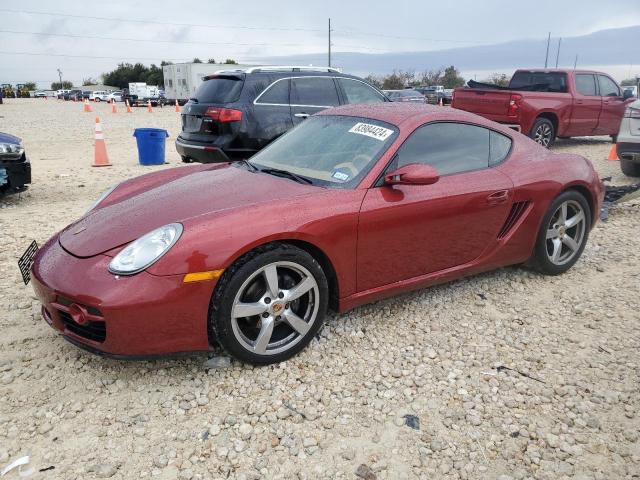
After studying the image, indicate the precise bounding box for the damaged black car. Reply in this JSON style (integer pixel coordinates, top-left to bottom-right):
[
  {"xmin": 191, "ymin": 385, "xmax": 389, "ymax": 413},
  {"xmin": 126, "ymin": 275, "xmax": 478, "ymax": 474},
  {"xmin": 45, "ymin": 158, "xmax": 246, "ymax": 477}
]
[{"xmin": 0, "ymin": 132, "xmax": 31, "ymax": 194}]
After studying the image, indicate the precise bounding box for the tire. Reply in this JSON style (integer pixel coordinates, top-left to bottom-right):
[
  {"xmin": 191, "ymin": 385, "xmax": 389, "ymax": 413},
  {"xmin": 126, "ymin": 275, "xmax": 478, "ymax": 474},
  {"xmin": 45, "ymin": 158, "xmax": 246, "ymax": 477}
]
[
  {"xmin": 611, "ymin": 134, "xmax": 618, "ymax": 143},
  {"xmin": 621, "ymin": 158, "xmax": 640, "ymax": 177},
  {"xmin": 95, "ymin": 98, "xmax": 101, "ymax": 102},
  {"xmin": 531, "ymin": 190, "xmax": 591, "ymax": 275},
  {"xmin": 181, "ymin": 155, "xmax": 191, "ymax": 163},
  {"xmin": 529, "ymin": 117, "xmax": 556, "ymax": 148},
  {"xmin": 210, "ymin": 244, "xmax": 329, "ymax": 364}
]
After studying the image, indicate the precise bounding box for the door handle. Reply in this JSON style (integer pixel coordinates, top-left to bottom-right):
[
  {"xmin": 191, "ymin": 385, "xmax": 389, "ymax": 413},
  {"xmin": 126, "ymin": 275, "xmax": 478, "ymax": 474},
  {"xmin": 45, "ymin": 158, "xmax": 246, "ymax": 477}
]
[
  {"xmin": 294, "ymin": 113, "xmax": 309, "ymax": 118},
  {"xmin": 575, "ymin": 100, "xmax": 584, "ymax": 104},
  {"xmin": 487, "ymin": 190, "xmax": 509, "ymax": 205}
]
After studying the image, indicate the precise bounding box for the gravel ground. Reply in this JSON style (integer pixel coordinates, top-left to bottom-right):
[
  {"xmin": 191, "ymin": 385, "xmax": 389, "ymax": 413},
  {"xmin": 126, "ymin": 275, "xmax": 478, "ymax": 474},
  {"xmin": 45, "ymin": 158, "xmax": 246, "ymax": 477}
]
[{"xmin": 1, "ymin": 99, "xmax": 639, "ymax": 479}]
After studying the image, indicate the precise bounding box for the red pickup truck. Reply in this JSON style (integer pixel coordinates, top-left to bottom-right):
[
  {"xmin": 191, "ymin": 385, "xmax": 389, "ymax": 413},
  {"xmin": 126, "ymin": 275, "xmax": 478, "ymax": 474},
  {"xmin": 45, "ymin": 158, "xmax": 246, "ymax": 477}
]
[{"xmin": 452, "ymin": 69, "xmax": 634, "ymax": 147}]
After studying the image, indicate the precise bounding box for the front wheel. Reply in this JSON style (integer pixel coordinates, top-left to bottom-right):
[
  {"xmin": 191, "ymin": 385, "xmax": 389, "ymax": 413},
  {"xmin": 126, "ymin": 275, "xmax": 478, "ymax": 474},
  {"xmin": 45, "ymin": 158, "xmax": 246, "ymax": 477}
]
[
  {"xmin": 529, "ymin": 118, "xmax": 556, "ymax": 148},
  {"xmin": 531, "ymin": 191, "xmax": 591, "ymax": 275},
  {"xmin": 94, "ymin": 98, "xmax": 101, "ymax": 102},
  {"xmin": 210, "ymin": 244, "xmax": 328, "ymax": 364}
]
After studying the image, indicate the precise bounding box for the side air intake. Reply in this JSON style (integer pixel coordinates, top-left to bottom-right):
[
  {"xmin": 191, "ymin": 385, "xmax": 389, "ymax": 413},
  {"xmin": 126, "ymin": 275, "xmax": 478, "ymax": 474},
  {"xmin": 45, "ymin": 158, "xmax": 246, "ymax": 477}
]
[{"xmin": 497, "ymin": 201, "xmax": 530, "ymax": 239}]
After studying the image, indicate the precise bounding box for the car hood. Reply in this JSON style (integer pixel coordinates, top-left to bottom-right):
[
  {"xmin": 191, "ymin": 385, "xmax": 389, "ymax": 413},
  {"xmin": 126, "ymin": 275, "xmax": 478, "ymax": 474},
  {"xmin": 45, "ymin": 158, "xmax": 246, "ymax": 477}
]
[
  {"xmin": 0, "ymin": 132, "xmax": 21, "ymax": 144},
  {"xmin": 59, "ymin": 164, "xmax": 318, "ymax": 258}
]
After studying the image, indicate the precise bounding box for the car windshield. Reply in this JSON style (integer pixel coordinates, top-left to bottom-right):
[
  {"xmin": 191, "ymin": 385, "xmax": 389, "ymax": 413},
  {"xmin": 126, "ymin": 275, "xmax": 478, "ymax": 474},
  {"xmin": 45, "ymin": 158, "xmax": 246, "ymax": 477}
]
[{"xmin": 248, "ymin": 115, "xmax": 398, "ymax": 188}]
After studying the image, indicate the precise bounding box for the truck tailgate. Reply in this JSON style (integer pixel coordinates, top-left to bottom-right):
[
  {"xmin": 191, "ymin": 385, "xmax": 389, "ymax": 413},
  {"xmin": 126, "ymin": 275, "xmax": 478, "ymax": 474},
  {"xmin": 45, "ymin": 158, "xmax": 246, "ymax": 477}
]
[{"xmin": 453, "ymin": 88, "xmax": 513, "ymax": 116}]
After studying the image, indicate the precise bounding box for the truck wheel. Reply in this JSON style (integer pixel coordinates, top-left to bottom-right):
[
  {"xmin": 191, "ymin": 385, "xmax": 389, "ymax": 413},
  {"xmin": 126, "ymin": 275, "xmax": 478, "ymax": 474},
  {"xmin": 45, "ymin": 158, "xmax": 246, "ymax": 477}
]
[
  {"xmin": 530, "ymin": 118, "xmax": 555, "ymax": 148},
  {"xmin": 610, "ymin": 134, "xmax": 618, "ymax": 143},
  {"xmin": 620, "ymin": 159, "xmax": 640, "ymax": 177}
]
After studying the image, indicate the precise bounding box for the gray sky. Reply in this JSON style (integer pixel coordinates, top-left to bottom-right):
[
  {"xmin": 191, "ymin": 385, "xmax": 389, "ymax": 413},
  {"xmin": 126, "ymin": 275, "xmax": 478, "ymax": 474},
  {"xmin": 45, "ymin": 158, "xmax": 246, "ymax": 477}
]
[{"xmin": 1, "ymin": 0, "xmax": 639, "ymax": 88}]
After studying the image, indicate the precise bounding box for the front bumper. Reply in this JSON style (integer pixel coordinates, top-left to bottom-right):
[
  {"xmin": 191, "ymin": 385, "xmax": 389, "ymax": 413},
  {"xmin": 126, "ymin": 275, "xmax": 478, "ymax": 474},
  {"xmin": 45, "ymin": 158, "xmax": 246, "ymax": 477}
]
[
  {"xmin": 0, "ymin": 158, "xmax": 31, "ymax": 190},
  {"xmin": 31, "ymin": 236, "xmax": 215, "ymax": 357}
]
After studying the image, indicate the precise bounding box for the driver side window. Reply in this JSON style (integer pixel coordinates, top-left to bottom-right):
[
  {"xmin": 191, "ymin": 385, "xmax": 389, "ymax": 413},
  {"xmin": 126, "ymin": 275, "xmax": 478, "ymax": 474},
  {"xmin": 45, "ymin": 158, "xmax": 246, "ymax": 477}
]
[{"xmin": 393, "ymin": 122, "xmax": 490, "ymax": 176}]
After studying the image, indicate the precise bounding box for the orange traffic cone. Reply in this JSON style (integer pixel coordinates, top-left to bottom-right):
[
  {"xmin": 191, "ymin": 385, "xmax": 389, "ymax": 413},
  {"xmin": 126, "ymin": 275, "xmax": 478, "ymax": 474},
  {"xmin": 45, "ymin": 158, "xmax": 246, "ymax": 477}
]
[
  {"xmin": 111, "ymin": 101, "xmax": 117, "ymax": 114},
  {"xmin": 147, "ymin": 99, "xmax": 153, "ymax": 113},
  {"xmin": 126, "ymin": 100, "xmax": 133, "ymax": 113},
  {"xmin": 607, "ymin": 144, "xmax": 618, "ymax": 161},
  {"xmin": 175, "ymin": 99, "xmax": 180, "ymax": 113},
  {"xmin": 83, "ymin": 99, "xmax": 92, "ymax": 112},
  {"xmin": 92, "ymin": 117, "xmax": 112, "ymax": 167}
]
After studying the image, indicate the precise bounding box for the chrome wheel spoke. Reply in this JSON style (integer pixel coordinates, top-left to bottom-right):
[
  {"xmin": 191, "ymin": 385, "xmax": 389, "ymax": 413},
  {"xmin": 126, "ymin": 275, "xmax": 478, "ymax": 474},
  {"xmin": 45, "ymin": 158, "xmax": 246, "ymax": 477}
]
[
  {"xmin": 283, "ymin": 311, "xmax": 311, "ymax": 335},
  {"xmin": 546, "ymin": 227, "xmax": 559, "ymax": 239},
  {"xmin": 253, "ymin": 317, "xmax": 274, "ymax": 354},
  {"xmin": 233, "ymin": 302, "xmax": 266, "ymax": 318},
  {"xmin": 565, "ymin": 210, "xmax": 584, "ymax": 228},
  {"xmin": 551, "ymin": 238, "xmax": 562, "ymax": 263},
  {"xmin": 263, "ymin": 264, "xmax": 279, "ymax": 298},
  {"xmin": 285, "ymin": 276, "xmax": 315, "ymax": 301}
]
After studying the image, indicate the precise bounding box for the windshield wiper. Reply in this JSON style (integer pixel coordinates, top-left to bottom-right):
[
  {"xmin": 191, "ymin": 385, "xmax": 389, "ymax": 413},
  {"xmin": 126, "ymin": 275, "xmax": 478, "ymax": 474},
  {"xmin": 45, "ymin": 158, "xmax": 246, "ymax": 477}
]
[
  {"xmin": 259, "ymin": 167, "xmax": 313, "ymax": 185},
  {"xmin": 233, "ymin": 158, "xmax": 258, "ymax": 172}
]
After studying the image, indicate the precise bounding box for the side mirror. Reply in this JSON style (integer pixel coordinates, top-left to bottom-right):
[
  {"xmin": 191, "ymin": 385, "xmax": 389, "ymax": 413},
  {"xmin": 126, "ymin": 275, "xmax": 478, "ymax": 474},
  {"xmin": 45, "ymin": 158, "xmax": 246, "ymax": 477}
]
[
  {"xmin": 623, "ymin": 89, "xmax": 634, "ymax": 100},
  {"xmin": 384, "ymin": 163, "xmax": 440, "ymax": 186}
]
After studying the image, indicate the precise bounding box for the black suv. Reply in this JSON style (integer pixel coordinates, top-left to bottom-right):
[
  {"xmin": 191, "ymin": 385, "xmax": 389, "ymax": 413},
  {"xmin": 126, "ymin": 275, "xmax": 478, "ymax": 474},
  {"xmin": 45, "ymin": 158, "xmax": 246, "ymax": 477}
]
[{"xmin": 175, "ymin": 67, "xmax": 389, "ymax": 163}]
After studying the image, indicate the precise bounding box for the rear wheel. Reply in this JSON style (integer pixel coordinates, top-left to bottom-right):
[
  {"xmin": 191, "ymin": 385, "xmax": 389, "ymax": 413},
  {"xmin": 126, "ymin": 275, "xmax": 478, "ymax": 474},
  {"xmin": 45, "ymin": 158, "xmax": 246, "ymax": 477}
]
[
  {"xmin": 529, "ymin": 118, "xmax": 556, "ymax": 148},
  {"xmin": 621, "ymin": 158, "xmax": 640, "ymax": 177},
  {"xmin": 210, "ymin": 244, "xmax": 328, "ymax": 364},
  {"xmin": 95, "ymin": 97, "xmax": 101, "ymax": 102},
  {"xmin": 531, "ymin": 191, "xmax": 591, "ymax": 275}
]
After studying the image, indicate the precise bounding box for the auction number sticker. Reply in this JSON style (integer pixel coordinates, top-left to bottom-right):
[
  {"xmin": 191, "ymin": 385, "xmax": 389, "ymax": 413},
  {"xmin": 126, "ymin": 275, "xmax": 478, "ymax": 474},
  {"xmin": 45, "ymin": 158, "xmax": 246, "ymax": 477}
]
[{"xmin": 348, "ymin": 123, "xmax": 394, "ymax": 141}]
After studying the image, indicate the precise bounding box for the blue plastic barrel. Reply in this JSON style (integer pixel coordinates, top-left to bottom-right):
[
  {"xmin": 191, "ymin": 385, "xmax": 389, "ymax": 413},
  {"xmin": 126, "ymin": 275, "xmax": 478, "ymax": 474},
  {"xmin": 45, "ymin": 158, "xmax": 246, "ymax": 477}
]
[{"xmin": 133, "ymin": 128, "xmax": 169, "ymax": 166}]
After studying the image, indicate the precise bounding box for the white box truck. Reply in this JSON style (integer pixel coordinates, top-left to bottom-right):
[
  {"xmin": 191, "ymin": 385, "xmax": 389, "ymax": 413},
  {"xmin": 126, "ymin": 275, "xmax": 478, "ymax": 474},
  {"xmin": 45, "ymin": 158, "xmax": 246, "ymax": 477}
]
[{"xmin": 163, "ymin": 63, "xmax": 255, "ymax": 104}]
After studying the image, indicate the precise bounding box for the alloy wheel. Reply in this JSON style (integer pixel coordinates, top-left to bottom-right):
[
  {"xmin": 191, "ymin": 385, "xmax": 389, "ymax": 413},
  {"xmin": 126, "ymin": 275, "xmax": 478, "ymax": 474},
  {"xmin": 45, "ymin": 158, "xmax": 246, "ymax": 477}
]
[
  {"xmin": 545, "ymin": 200, "xmax": 586, "ymax": 266},
  {"xmin": 230, "ymin": 261, "xmax": 319, "ymax": 356},
  {"xmin": 534, "ymin": 123, "xmax": 553, "ymax": 146}
]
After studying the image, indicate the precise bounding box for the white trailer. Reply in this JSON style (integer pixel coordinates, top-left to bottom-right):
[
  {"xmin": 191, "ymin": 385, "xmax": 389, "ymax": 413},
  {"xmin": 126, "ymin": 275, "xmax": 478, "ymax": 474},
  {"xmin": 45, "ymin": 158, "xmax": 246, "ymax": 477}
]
[{"xmin": 163, "ymin": 63, "xmax": 255, "ymax": 103}]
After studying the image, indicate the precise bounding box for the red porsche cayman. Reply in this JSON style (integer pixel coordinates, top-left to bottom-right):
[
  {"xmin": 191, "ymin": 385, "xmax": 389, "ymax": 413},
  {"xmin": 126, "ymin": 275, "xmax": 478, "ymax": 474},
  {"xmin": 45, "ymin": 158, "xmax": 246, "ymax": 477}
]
[{"xmin": 31, "ymin": 104, "xmax": 604, "ymax": 364}]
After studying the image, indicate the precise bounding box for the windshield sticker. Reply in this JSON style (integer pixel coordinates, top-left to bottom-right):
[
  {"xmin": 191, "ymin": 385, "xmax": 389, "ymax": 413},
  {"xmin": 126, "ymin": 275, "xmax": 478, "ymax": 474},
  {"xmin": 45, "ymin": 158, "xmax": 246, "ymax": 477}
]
[
  {"xmin": 331, "ymin": 170, "xmax": 351, "ymax": 182},
  {"xmin": 348, "ymin": 122, "xmax": 394, "ymax": 141}
]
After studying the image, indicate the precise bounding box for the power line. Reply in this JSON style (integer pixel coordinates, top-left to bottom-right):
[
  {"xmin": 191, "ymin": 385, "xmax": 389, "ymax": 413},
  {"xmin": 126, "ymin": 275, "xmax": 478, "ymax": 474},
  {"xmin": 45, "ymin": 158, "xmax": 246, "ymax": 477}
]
[
  {"xmin": 0, "ymin": 50, "xmax": 190, "ymax": 61},
  {"xmin": 1, "ymin": 8, "xmax": 487, "ymax": 48},
  {"xmin": 0, "ymin": 29, "xmax": 303, "ymax": 48},
  {"xmin": 0, "ymin": 8, "xmax": 324, "ymax": 33}
]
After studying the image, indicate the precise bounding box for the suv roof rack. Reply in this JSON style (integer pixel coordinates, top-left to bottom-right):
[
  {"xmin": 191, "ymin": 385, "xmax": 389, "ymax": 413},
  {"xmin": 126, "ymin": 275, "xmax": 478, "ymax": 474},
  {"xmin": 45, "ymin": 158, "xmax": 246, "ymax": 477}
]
[{"xmin": 244, "ymin": 66, "xmax": 342, "ymax": 73}]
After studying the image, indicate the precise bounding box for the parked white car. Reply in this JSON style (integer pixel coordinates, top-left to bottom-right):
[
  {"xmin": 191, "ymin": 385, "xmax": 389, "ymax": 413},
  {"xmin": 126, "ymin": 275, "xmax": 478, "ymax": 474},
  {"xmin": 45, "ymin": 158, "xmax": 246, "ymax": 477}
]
[
  {"xmin": 617, "ymin": 98, "xmax": 640, "ymax": 177},
  {"xmin": 90, "ymin": 91, "xmax": 109, "ymax": 102},
  {"xmin": 107, "ymin": 91, "xmax": 123, "ymax": 102}
]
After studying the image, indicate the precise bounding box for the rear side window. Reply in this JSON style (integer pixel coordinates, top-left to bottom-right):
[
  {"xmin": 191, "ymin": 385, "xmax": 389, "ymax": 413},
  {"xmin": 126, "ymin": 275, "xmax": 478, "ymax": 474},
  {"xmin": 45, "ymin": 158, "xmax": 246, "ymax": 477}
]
[
  {"xmin": 395, "ymin": 122, "xmax": 489, "ymax": 176},
  {"xmin": 193, "ymin": 76, "xmax": 244, "ymax": 103},
  {"xmin": 597, "ymin": 75, "xmax": 620, "ymax": 97},
  {"xmin": 509, "ymin": 72, "xmax": 567, "ymax": 93},
  {"xmin": 489, "ymin": 131, "xmax": 512, "ymax": 165},
  {"xmin": 256, "ymin": 79, "xmax": 289, "ymax": 104},
  {"xmin": 575, "ymin": 74, "xmax": 597, "ymax": 96},
  {"xmin": 339, "ymin": 79, "xmax": 385, "ymax": 104},
  {"xmin": 290, "ymin": 77, "xmax": 339, "ymax": 106}
]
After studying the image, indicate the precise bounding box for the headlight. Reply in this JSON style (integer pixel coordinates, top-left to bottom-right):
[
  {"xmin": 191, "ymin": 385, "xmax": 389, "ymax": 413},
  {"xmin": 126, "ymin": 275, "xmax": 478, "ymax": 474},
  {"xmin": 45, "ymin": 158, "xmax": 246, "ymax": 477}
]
[
  {"xmin": 86, "ymin": 184, "xmax": 119, "ymax": 215},
  {"xmin": 108, "ymin": 223, "xmax": 183, "ymax": 275},
  {"xmin": 0, "ymin": 142, "xmax": 24, "ymax": 155}
]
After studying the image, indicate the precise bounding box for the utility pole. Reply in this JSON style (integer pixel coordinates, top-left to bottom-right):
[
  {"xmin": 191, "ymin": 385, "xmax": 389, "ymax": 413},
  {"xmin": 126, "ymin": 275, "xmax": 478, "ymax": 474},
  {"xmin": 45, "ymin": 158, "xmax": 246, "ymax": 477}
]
[
  {"xmin": 573, "ymin": 54, "xmax": 578, "ymax": 70},
  {"xmin": 555, "ymin": 38, "xmax": 561, "ymax": 68},
  {"xmin": 57, "ymin": 68, "xmax": 63, "ymax": 88},
  {"xmin": 328, "ymin": 18, "xmax": 332, "ymax": 68},
  {"xmin": 544, "ymin": 32, "xmax": 551, "ymax": 68}
]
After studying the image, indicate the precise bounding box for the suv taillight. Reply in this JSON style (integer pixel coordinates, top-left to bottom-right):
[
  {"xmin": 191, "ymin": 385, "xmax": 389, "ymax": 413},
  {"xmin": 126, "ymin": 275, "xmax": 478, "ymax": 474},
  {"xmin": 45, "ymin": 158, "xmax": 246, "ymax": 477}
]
[
  {"xmin": 624, "ymin": 106, "xmax": 640, "ymax": 119},
  {"xmin": 507, "ymin": 94, "xmax": 522, "ymax": 117},
  {"xmin": 204, "ymin": 107, "xmax": 243, "ymax": 123}
]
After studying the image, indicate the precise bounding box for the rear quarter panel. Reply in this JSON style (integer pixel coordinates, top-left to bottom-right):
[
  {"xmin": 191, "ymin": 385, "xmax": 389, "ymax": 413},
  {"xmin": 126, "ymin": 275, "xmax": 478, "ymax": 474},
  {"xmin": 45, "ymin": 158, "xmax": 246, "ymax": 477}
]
[{"xmin": 496, "ymin": 138, "xmax": 601, "ymax": 262}]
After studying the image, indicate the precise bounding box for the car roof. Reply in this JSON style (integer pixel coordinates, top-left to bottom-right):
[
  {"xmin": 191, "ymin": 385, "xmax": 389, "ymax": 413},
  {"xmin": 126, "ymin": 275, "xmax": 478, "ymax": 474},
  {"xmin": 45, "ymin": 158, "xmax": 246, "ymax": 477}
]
[{"xmin": 317, "ymin": 103, "xmax": 505, "ymax": 130}]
